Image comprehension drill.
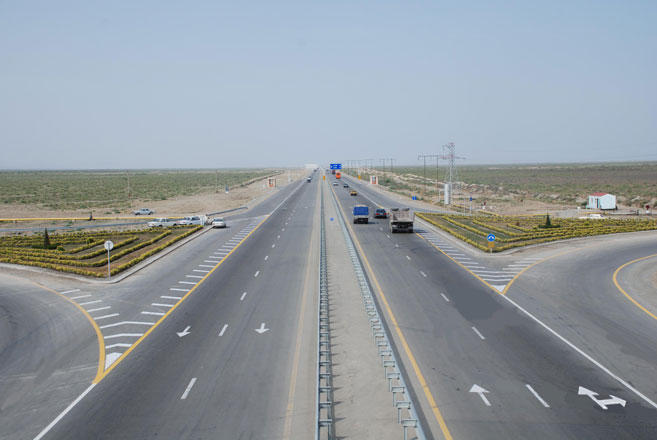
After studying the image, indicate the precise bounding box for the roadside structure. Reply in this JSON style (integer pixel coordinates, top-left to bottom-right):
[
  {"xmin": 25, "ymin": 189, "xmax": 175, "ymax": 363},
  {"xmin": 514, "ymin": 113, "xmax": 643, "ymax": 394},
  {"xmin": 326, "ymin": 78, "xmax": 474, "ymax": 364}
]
[{"xmin": 587, "ymin": 192, "xmax": 617, "ymax": 210}]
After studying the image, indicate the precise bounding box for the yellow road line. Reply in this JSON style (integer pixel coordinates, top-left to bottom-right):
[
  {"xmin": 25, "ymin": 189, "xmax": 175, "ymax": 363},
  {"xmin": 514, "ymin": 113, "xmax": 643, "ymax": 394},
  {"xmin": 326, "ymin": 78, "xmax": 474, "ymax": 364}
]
[
  {"xmin": 31, "ymin": 282, "xmax": 106, "ymax": 382},
  {"xmin": 330, "ymin": 184, "xmax": 453, "ymax": 440},
  {"xmin": 100, "ymin": 215, "xmax": 270, "ymax": 380},
  {"xmin": 613, "ymin": 253, "xmax": 657, "ymax": 322},
  {"xmin": 282, "ymin": 181, "xmax": 320, "ymax": 439}
]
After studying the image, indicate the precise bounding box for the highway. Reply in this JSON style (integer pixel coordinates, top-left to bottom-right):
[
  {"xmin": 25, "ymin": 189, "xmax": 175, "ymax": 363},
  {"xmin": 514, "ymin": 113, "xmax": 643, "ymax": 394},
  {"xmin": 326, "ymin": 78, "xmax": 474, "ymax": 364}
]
[
  {"xmin": 331, "ymin": 174, "xmax": 657, "ymax": 439},
  {"xmin": 2, "ymin": 171, "xmax": 657, "ymax": 439}
]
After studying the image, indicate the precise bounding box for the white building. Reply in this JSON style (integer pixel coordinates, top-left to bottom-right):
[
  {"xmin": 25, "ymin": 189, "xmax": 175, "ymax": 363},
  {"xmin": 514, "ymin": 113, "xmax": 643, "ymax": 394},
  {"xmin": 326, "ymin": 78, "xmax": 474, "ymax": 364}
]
[{"xmin": 587, "ymin": 192, "xmax": 616, "ymax": 210}]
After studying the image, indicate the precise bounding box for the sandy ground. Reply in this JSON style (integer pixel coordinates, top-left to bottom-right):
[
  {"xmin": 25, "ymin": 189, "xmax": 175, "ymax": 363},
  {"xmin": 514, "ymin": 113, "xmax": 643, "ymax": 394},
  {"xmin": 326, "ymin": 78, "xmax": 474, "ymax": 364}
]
[{"xmin": 0, "ymin": 169, "xmax": 307, "ymax": 220}]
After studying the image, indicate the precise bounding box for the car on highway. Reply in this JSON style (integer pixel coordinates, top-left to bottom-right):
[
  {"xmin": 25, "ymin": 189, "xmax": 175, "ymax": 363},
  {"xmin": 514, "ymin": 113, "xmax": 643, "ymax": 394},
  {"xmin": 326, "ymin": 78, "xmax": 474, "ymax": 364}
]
[
  {"xmin": 211, "ymin": 217, "xmax": 227, "ymax": 228},
  {"xmin": 147, "ymin": 218, "xmax": 177, "ymax": 227},
  {"xmin": 343, "ymin": 183, "xmax": 349, "ymax": 188},
  {"xmin": 332, "ymin": 182, "xmax": 339, "ymax": 186},
  {"xmin": 133, "ymin": 208, "xmax": 154, "ymax": 215},
  {"xmin": 350, "ymin": 190, "xmax": 357, "ymax": 196},
  {"xmin": 374, "ymin": 208, "xmax": 387, "ymax": 219},
  {"xmin": 177, "ymin": 216, "xmax": 204, "ymax": 226}
]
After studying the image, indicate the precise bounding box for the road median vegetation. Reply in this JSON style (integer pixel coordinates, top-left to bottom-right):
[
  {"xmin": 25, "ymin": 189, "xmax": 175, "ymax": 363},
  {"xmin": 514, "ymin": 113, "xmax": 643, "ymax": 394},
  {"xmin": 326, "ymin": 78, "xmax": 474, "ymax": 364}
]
[{"xmin": 417, "ymin": 213, "xmax": 657, "ymax": 252}]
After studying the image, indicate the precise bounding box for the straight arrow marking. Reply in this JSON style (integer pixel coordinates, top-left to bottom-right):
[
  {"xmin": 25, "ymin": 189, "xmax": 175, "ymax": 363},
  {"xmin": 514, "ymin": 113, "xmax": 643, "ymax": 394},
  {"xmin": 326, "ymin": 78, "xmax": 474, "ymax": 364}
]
[
  {"xmin": 177, "ymin": 326, "xmax": 191, "ymax": 338},
  {"xmin": 469, "ymin": 384, "xmax": 491, "ymax": 406},
  {"xmin": 255, "ymin": 322, "xmax": 269, "ymax": 334}
]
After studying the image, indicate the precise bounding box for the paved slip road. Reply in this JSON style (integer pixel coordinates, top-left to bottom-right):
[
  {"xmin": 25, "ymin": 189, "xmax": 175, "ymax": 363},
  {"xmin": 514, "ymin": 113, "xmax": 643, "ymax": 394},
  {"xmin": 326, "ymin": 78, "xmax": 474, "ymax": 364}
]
[
  {"xmin": 331, "ymin": 175, "xmax": 657, "ymax": 439},
  {"xmin": 12, "ymin": 176, "xmax": 319, "ymax": 440}
]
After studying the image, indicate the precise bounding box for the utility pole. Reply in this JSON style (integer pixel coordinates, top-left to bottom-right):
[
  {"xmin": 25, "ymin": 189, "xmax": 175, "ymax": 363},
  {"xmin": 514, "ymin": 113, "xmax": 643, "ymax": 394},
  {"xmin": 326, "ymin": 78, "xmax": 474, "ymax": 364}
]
[
  {"xmin": 215, "ymin": 170, "xmax": 219, "ymax": 193},
  {"xmin": 439, "ymin": 142, "xmax": 465, "ymax": 206},
  {"xmin": 418, "ymin": 153, "xmax": 440, "ymax": 203}
]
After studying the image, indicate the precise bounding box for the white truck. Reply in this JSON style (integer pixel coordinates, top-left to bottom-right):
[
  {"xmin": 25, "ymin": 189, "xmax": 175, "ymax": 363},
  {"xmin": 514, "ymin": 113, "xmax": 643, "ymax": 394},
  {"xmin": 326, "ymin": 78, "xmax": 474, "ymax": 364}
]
[{"xmin": 389, "ymin": 208, "xmax": 414, "ymax": 233}]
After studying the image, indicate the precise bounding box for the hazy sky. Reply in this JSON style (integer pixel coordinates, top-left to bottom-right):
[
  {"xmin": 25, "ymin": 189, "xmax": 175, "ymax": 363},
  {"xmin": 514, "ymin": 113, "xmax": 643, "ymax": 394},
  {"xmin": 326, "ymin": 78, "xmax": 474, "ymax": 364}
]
[{"xmin": 1, "ymin": 1, "xmax": 656, "ymax": 169}]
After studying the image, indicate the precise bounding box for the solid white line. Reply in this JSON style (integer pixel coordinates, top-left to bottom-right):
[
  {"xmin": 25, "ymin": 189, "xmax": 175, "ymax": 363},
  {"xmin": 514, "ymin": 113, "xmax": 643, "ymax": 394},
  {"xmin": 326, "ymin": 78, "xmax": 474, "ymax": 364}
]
[
  {"xmin": 141, "ymin": 311, "xmax": 165, "ymax": 316},
  {"xmin": 178, "ymin": 281, "xmax": 197, "ymax": 285},
  {"xmin": 152, "ymin": 302, "xmax": 175, "ymax": 307},
  {"xmin": 161, "ymin": 295, "xmax": 182, "ymax": 300},
  {"xmin": 105, "ymin": 343, "xmax": 132, "ymax": 349},
  {"xmin": 471, "ymin": 326, "xmax": 486, "ymax": 340},
  {"xmin": 104, "ymin": 333, "xmax": 143, "ymax": 339},
  {"xmin": 525, "ymin": 384, "xmax": 550, "ymax": 408},
  {"xmin": 264, "ymin": 255, "xmax": 269, "ymax": 261},
  {"xmin": 420, "ymin": 271, "xmax": 427, "ymax": 278},
  {"xmin": 502, "ymin": 294, "xmax": 657, "ymax": 409},
  {"xmin": 170, "ymin": 288, "xmax": 190, "ymax": 292},
  {"xmin": 406, "ymin": 255, "xmax": 411, "ymax": 260},
  {"xmin": 70, "ymin": 294, "xmax": 92, "ymax": 300},
  {"xmin": 193, "ymin": 269, "xmax": 210, "ymax": 273},
  {"xmin": 440, "ymin": 293, "xmax": 450, "ymax": 302},
  {"xmin": 185, "ymin": 275, "xmax": 203, "ymax": 279},
  {"xmin": 60, "ymin": 289, "xmax": 81, "ymax": 295},
  {"xmin": 86, "ymin": 306, "xmax": 111, "ymax": 313},
  {"xmin": 218, "ymin": 324, "xmax": 228, "ymax": 336},
  {"xmin": 93, "ymin": 313, "xmax": 120, "ymax": 321},
  {"xmin": 78, "ymin": 300, "xmax": 102, "ymax": 306},
  {"xmin": 240, "ymin": 292, "xmax": 247, "ymax": 301},
  {"xmin": 198, "ymin": 264, "xmax": 214, "ymax": 268},
  {"xmin": 180, "ymin": 378, "xmax": 197, "ymax": 400},
  {"xmin": 33, "ymin": 383, "xmax": 97, "ymax": 440},
  {"xmin": 99, "ymin": 321, "xmax": 155, "ymax": 329},
  {"xmin": 254, "ymin": 270, "xmax": 260, "ymax": 277}
]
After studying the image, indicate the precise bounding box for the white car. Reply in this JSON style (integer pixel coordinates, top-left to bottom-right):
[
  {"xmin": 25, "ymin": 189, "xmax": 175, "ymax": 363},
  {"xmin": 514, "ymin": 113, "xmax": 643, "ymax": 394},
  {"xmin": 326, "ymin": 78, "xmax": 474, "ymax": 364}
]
[
  {"xmin": 332, "ymin": 182, "xmax": 339, "ymax": 186},
  {"xmin": 211, "ymin": 218, "xmax": 227, "ymax": 228},
  {"xmin": 177, "ymin": 216, "xmax": 204, "ymax": 226},
  {"xmin": 148, "ymin": 218, "xmax": 177, "ymax": 227},
  {"xmin": 133, "ymin": 208, "xmax": 154, "ymax": 215}
]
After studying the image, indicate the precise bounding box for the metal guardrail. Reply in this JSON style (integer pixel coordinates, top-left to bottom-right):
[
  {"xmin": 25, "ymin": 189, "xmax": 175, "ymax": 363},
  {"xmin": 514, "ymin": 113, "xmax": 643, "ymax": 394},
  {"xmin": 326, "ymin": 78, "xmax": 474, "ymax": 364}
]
[
  {"xmin": 328, "ymin": 183, "xmax": 427, "ymax": 440},
  {"xmin": 316, "ymin": 182, "xmax": 334, "ymax": 440}
]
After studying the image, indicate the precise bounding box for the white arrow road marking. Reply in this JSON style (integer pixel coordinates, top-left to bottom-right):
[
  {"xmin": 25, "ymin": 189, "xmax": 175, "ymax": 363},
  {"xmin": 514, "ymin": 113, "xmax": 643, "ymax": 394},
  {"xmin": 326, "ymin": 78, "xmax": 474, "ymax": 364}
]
[
  {"xmin": 218, "ymin": 324, "xmax": 228, "ymax": 336},
  {"xmin": 469, "ymin": 384, "xmax": 491, "ymax": 406},
  {"xmin": 526, "ymin": 384, "xmax": 550, "ymax": 408},
  {"xmin": 578, "ymin": 386, "xmax": 626, "ymax": 410},
  {"xmin": 177, "ymin": 326, "xmax": 191, "ymax": 338},
  {"xmin": 255, "ymin": 322, "xmax": 269, "ymax": 334},
  {"xmin": 440, "ymin": 293, "xmax": 450, "ymax": 302},
  {"xmin": 471, "ymin": 326, "xmax": 486, "ymax": 340},
  {"xmin": 240, "ymin": 292, "xmax": 247, "ymax": 301},
  {"xmin": 180, "ymin": 378, "xmax": 197, "ymax": 400}
]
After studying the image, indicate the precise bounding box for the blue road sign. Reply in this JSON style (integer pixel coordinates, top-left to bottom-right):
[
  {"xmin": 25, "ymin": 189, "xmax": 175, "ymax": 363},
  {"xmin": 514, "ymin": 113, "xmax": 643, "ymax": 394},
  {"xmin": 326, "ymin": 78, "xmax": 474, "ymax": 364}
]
[
  {"xmin": 469, "ymin": 196, "xmax": 473, "ymax": 202},
  {"xmin": 330, "ymin": 163, "xmax": 342, "ymax": 170},
  {"xmin": 487, "ymin": 234, "xmax": 496, "ymax": 242}
]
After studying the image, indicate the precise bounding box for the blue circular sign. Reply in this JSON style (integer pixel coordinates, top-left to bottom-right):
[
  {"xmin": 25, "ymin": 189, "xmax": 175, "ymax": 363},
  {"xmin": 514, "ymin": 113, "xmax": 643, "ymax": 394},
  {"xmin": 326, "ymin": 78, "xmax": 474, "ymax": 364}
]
[{"xmin": 487, "ymin": 234, "xmax": 496, "ymax": 242}]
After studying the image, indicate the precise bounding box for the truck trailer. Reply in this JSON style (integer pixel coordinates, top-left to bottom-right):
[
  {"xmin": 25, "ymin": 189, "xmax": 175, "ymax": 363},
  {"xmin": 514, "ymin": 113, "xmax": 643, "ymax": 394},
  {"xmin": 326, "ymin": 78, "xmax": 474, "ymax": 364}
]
[{"xmin": 389, "ymin": 208, "xmax": 414, "ymax": 233}]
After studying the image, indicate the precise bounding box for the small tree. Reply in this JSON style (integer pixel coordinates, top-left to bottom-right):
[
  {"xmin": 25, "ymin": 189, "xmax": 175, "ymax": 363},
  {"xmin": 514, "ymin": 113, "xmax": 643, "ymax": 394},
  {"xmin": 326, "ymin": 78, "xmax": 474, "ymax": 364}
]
[
  {"xmin": 544, "ymin": 214, "xmax": 552, "ymax": 228},
  {"xmin": 43, "ymin": 228, "xmax": 51, "ymax": 249}
]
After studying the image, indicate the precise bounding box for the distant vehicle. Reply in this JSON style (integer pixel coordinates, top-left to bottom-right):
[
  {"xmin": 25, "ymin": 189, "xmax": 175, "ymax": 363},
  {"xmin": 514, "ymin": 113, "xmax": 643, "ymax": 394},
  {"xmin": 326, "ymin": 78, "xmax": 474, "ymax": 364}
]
[
  {"xmin": 332, "ymin": 182, "xmax": 339, "ymax": 186},
  {"xmin": 336, "ymin": 171, "xmax": 342, "ymax": 179},
  {"xmin": 389, "ymin": 208, "xmax": 414, "ymax": 233},
  {"xmin": 211, "ymin": 217, "xmax": 227, "ymax": 228},
  {"xmin": 343, "ymin": 183, "xmax": 349, "ymax": 188},
  {"xmin": 350, "ymin": 190, "xmax": 357, "ymax": 196},
  {"xmin": 374, "ymin": 208, "xmax": 387, "ymax": 219},
  {"xmin": 148, "ymin": 218, "xmax": 177, "ymax": 227},
  {"xmin": 353, "ymin": 205, "xmax": 369, "ymax": 224},
  {"xmin": 178, "ymin": 215, "xmax": 205, "ymax": 226},
  {"xmin": 133, "ymin": 208, "xmax": 154, "ymax": 215},
  {"xmin": 306, "ymin": 177, "xmax": 312, "ymax": 182}
]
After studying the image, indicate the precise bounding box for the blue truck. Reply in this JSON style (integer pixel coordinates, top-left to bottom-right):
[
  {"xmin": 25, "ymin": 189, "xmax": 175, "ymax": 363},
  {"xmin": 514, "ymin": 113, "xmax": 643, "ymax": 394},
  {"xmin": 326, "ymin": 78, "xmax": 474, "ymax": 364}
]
[{"xmin": 353, "ymin": 205, "xmax": 369, "ymax": 224}]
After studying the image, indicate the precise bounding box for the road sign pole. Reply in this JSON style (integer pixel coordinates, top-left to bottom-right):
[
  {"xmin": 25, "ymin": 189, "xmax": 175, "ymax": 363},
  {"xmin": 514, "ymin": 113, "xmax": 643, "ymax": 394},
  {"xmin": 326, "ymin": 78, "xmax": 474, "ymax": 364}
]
[{"xmin": 107, "ymin": 249, "xmax": 111, "ymax": 279}]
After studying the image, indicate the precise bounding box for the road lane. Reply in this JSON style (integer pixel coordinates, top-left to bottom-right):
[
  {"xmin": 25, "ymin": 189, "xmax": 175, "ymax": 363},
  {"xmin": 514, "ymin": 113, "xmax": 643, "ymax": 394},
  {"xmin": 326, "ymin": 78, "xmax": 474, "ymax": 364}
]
[
  {"xmin": 36, "ymin": 178, "xmax": 319, "ymax": 439},
  {"xmin": 330, "ymin": 176, "xmax": 657, "ymax": 439}
]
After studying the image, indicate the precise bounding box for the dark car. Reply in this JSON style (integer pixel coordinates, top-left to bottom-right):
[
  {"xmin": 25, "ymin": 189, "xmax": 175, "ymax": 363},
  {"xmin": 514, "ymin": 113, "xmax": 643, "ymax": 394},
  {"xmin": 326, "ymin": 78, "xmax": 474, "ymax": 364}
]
[
  {"xmin": 343, "ymin": 183, "xmax": 349, "ymax": 188},
  {"xmin": 374, "ymin": 208, "xmax": 387, "ymax": 218}
]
